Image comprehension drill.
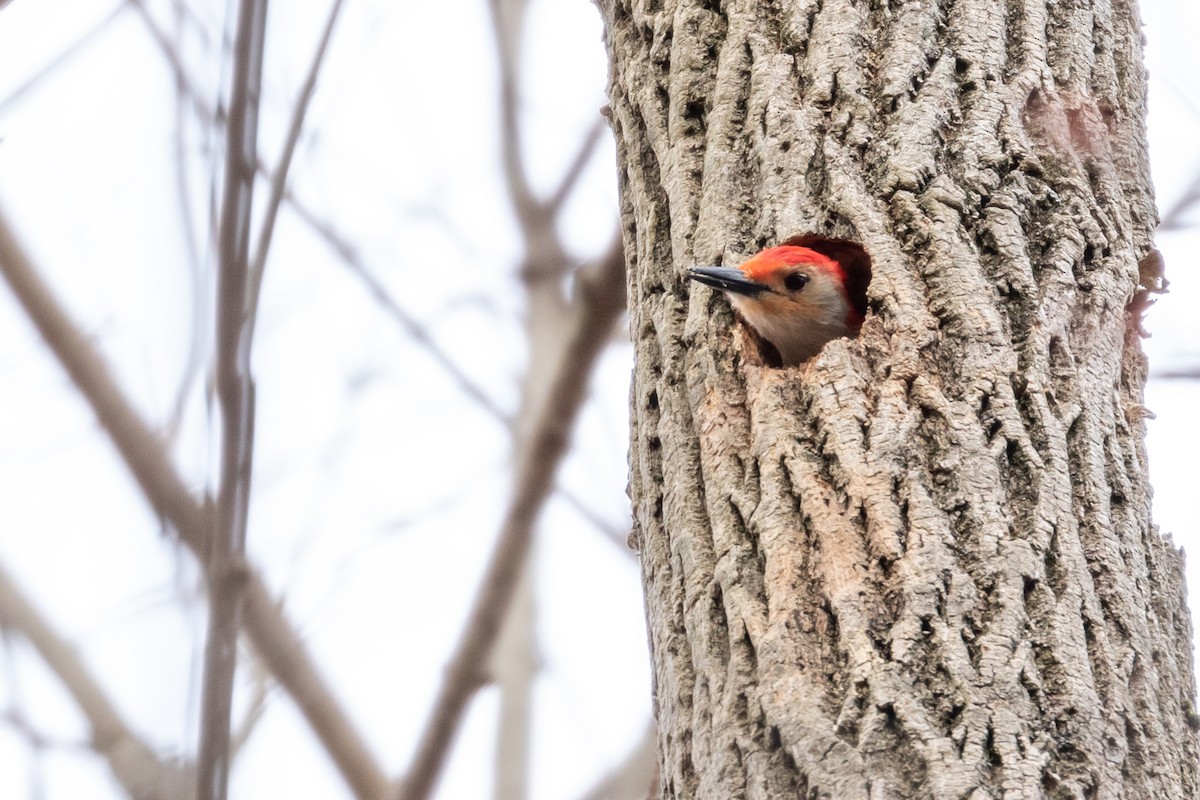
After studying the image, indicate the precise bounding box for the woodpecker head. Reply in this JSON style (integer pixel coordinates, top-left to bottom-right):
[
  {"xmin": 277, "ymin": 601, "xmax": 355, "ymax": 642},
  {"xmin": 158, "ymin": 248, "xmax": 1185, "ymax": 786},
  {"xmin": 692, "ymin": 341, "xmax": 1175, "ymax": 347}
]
[{"xmin": 688, "ymin": 236, "xmax": 871, "ymax": 366}]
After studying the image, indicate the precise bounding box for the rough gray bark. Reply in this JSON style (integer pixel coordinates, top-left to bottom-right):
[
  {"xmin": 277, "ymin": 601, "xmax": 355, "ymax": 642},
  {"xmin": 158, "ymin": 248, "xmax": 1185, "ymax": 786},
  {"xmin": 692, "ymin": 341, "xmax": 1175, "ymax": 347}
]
[{"xmin": 599, "ymin": 0, "xmax": 1199, "ymax": 797}]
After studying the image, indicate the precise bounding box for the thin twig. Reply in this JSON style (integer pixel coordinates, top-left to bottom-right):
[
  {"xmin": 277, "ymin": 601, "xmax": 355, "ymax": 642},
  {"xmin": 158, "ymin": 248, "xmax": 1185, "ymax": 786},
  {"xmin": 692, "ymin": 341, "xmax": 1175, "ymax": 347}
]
[
  {"xmin": 247, "ymin": 0, "xmax": 347, "ymax": 322},
  {"xmin": 557, "ymin": 485, "xmax": 633, "ymax": 553},
  {"xmin": 0, "ymin": 1, "xmax": 130, "ymax": 120},
  {"xmin": 287, "ymin": 198, "xmax": 516, "ymax": 426},
  {"xmin": 546, "ymin": 118, "xmax": 607, "ymax": 215},
  {"xmin": 197, "ymin": 1, "xmax": 269, "ymax": 798},
  {"xmin": 0, "ymin": 708, "xmax": 81, "ymax": 753},
  {"xmin": 1159, "ymin": 173, "xmax": 1200, "ymax": 231},
  {"xmin": 132, "ymin": 0, "xmax": 219, "ymax": 124},
  {"xmin": 164, "ymin": 0, "xmax": 217, "ymax": 49},
  {"xmin": 0, "ymin": 210, "xmax": 391, "ymax": 800},
  {"xmin": 1151, "ymin": 366, "xmax": 1200, "ymax": 379},
  {"xmin": 165, "ymin": 3, "xmax": 211, "ymax": 443},
  {"xmin": 393, "ymin": 235, "xmax": 626, "ymax": 800},
  {"xmin": 229, "ymin": 655, "xmax": 273, "ymax": 758}
]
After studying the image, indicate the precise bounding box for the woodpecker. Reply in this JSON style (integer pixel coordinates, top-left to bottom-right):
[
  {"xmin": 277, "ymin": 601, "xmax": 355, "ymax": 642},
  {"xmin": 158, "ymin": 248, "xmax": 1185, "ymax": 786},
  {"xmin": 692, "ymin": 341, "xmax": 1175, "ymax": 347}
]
[{"xmin": 688, "ymin": 235, "xmax": 872, "ymax": 366}]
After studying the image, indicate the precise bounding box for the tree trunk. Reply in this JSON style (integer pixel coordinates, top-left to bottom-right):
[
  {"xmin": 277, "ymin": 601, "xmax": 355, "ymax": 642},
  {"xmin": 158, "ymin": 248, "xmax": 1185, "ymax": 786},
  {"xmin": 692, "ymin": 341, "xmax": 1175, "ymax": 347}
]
[{"xmin": 599, "ymin": 0, "xmax": 1199, "ymax": 797}]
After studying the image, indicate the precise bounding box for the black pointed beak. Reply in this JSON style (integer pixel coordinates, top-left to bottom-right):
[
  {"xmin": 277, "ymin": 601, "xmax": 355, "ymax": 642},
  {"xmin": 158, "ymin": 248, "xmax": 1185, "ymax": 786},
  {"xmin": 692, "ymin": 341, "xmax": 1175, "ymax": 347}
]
[{"xmin": 687, "ymin": 266, "xmax": 769, "ymax": 297}]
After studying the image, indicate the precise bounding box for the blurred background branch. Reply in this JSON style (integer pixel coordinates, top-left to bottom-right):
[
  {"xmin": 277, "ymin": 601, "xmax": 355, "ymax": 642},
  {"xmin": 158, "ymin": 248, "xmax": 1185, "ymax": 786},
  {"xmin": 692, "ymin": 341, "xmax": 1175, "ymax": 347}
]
[
  {"xmin": 0, "ymin": 2, "xmax": 646, "ymax": 800},
  {"xmin": 0, "ymin": 563, "xmax": 192, "ymax": 800},
  {"xmin": 8, "ymin": 0, "xmax": 1193, "ymax": 799}
]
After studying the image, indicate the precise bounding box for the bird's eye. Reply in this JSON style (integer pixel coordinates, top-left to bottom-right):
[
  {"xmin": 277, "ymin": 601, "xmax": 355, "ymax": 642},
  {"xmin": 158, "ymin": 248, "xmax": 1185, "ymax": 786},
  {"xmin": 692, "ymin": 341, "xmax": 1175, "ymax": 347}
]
[{"xmin": 783, "ymin": 272, "xmax": 809, "ymax": 292}]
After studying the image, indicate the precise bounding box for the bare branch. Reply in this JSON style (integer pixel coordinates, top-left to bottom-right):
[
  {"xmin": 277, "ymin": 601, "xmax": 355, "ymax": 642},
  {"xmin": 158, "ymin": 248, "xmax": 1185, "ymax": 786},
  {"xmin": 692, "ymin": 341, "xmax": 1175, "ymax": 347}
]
[
  {"xmin": 481, "ymin": 5, "xmax": 619, "ymax": 782},
  {"xmin": 196, "ymin": 2, "xmax": 270, "ymax": 797},
  {"xmin": 0, "ymin": 213, "xmax": 209, "ymax": 538},
  {"xmin": 394, "ymin": 235, "xmax": 627, "ymax": 800},
  {"xmin": 492, "ymin": 564, "xmax": 536, "ymax": 800},
  {"xmin": 0, "ymin": 562, "xmax": 193, "ymax": 800},
  {"xmin": 247, "ymin": 0, "xmax": 347, "ymax": 320},
  {"xmin": 0, "ymin": 211, "xmax": 391, "ymax": 800},
  {"xmin": 486, "ymin": 0, "xmax": 541, "ymax": 227}
]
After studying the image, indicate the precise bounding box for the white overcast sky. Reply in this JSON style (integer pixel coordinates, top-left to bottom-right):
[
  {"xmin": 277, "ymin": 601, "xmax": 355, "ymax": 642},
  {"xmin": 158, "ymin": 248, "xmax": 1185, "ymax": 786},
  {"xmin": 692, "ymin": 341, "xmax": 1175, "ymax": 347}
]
[{"xmin": 0, "ymin": 1, "xmax": 1197, "ymax": 798}]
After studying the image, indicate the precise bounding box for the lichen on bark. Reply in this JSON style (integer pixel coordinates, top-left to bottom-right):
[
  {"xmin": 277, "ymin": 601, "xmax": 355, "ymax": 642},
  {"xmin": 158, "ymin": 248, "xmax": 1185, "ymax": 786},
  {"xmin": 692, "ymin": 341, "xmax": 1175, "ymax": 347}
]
[{"xmin": 600, "ymin": 0, "xmax": 1199, "ymax": 797}]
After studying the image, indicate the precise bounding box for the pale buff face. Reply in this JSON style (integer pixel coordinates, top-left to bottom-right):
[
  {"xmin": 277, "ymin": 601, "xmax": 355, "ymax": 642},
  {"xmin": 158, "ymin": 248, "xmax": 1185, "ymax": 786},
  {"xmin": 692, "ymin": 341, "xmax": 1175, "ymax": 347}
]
[
  {"xmin": 692, "ymin": 246, "xmax": 857, "ymax": 366},
  {"xmin": 725, "ymin": 268, "xmax": 853, "ymax": 365}
]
